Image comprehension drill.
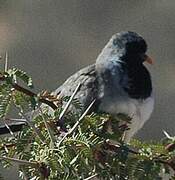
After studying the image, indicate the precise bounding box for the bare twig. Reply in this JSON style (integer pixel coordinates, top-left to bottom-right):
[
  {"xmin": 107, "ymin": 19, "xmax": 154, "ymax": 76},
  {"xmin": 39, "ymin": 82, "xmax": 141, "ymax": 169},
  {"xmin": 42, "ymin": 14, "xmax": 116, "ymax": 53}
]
[
  {"xmin": 13, "ymin": 83, "xmax": 57, "ymax": 110},
  {"xmin": 59, "ymin": 83, "xmax": 81, "ymax": 120},
  {"xmin": 0, "ymin": 156, "xmax": 38, "ymax": 167},
  {"xmin": 84, "ymin": 173, "xmax": 98, "ymax": 180},
  {"xmin": 5, "ymin": 118, "xmax": 27, "ymax": 123},
  {"xmin": 0, "ymin": 75, "xmax": 57, "ymax": 110},
  {"xmin": 3, "ymin": 118, "xmax": 16, "ymax": 138},
  {"xmin": 4, "ymin": 52, "xmax": 8, "ymax": 72},
  {"xmin": 57, "ymin": 99, "xmax": 95, "ymax": 147},
  {"xmin": 69, "ymin": 99, "xmax": 96, "ymax": 135}
]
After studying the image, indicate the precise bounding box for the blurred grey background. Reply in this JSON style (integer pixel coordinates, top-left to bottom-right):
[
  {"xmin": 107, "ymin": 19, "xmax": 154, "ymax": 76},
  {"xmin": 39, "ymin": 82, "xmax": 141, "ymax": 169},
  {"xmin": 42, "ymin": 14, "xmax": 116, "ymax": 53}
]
[{"xmin": 0, "ymin": 0, "xmax": 175, "ymax": 179}]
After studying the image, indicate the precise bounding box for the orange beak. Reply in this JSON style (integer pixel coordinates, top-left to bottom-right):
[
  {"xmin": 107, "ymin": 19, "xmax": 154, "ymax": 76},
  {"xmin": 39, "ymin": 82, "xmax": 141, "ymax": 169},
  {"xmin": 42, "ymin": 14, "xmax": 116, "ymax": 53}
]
[{"xmin": 144, "ymin": 55, "xmax": 154, "ymax": 65}]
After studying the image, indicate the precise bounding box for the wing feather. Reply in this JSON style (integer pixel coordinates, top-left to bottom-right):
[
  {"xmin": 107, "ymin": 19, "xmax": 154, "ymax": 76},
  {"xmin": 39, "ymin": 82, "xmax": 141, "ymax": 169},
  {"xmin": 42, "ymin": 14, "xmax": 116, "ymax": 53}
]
[{"xmin": 54, "ymin": 64, "xmax": 99, "ymax": 111}]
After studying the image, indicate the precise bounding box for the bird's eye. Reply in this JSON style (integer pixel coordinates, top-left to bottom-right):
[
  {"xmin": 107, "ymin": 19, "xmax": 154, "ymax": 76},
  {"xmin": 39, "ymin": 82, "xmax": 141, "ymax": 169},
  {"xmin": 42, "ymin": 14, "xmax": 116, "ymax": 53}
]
[{"xmin": 113, "ymin": 39, "xmax": 118, "ymax": 46}]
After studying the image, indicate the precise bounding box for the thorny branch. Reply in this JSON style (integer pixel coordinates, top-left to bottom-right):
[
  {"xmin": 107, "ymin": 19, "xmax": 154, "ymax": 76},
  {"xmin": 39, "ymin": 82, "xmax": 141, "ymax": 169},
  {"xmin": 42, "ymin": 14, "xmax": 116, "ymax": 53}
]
[
  {"xmin": 0, "ymin": 66, "xmax": 175, "ymax": 178},
  {"xmin": 0, "ymin": 75, "xmax": 57, "ymax": 110},
  {"xmin": 0, "ymin": 156, "xmax": 38, "ymax": 167}
]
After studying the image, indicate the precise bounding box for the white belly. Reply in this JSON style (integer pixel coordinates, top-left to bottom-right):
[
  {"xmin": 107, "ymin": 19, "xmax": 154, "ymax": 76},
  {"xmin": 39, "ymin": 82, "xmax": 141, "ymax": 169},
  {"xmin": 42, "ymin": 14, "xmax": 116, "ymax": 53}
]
[{"xmin": 99, "ymin": 94, "xmax": 154, "ymax": 142}]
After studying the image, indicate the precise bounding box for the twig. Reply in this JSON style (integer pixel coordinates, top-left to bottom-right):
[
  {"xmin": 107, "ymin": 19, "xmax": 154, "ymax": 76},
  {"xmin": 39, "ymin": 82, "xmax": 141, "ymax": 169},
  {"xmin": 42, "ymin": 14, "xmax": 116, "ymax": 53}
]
[
  {"xmin": 59, "ymin": 83, "xmax": 81, "ymax": 120},
  {"xmin": 104, "ymin": 141, "xmax": 175, "ymax": 173},
  {"xmin": 0, "ymin": 75, "xmax": 57, "ymax": 110},
  {"xmin": 13, "ymin": 83, "xmax": 57, "ymax": 110},
  {"xmin": 84, "ymin": 173, "xmax": 98, "ymax": 180},
  {"xmin": 104, "ymin": 141, "xmax": 138, "ymax": 155},
  {"xmin": 163, "ymin": 130, "xmax": 172, "ymax": 139},
  {"xmin": 69, "ymin": 99, "xmax": 96, "ymax": 134},
  {"xmin": 4, "ymin": 52, "xmax": 8, "ymax": 72},
  {"xmin": 12, "ymin": 83, "xmax": 36, "ymax": 96},
  {"xmin": 5, "ymin": 118, "xmax": 27, "ymax": 123},
  {"xmin": 57, "ymin": 99, "xmax": 95, "ymax": 147},
  {"xmin": 0, "ymin": 156, "xmax": 38, "ymax": 167},
  {"xmin": 3, "ymin": 118, "xmax": 16, "ymax": 138}
]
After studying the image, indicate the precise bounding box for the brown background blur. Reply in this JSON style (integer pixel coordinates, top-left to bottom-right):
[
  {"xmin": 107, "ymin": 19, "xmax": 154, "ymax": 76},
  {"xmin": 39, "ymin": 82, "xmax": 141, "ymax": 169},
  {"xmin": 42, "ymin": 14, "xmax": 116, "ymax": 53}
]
[{"xmin": 1, "ymin": 1, "xmax": 175, "ymax": 179}]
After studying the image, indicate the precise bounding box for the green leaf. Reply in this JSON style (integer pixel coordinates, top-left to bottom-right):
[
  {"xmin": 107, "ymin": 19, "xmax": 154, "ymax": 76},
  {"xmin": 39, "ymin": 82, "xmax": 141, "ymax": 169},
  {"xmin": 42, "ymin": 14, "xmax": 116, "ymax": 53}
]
[
  {"xmin": 0, "ymin": 76, "xmax": 174, "ymax": 179},
  {"xmin": 0, "ymin": 84, "xmax": 12, "ymax": 118},
  {"xmin": 7, "ymin": 68, "xmax": 33, "ymax": 88}
]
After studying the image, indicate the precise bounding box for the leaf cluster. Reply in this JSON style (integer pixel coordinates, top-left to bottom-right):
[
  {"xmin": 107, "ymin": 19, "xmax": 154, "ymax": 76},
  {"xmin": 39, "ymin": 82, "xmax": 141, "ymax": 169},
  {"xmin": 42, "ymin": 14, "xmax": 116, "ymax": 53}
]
[{"xmin": 0, "ymin": 67, "xmax": 175, "ymax": 180}]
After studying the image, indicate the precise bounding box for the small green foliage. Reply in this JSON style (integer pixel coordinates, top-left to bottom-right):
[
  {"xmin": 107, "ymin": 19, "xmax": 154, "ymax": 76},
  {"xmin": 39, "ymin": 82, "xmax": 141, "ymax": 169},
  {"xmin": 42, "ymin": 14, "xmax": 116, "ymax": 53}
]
[
  {"xmin": 0, "ymin": 67, "xmax": 175, "ymax": 179},
  {"xmin": 6, "ymin": 68, "xmax": 33, "ymax": 88},
  {"xmin": 0, "ymin": 83, "xmax": 12, "ymax": 118}
]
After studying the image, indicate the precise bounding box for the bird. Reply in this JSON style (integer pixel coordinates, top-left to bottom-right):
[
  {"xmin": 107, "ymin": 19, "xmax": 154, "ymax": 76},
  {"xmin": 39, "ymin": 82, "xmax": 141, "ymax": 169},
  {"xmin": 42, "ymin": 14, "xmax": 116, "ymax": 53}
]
[
  {"xmin": 0, "ymin": 31, "xmax": 154, "ymax": 142},
  {"xmin": 54, "ymin": 31, "xmax": 154, "ymax": 142}
]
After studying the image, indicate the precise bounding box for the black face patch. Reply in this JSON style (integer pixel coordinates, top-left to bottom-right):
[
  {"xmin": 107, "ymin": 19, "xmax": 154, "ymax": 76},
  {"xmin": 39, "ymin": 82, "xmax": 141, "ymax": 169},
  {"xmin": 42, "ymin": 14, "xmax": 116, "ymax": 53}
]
[
  {"xmin": 125, "ymin": 40, "xmax": 147, "ymax": 55},
  {"xmin": 113, "ymin": 31, "xmax": 147, "ymax": 63},
  {"xmin": 122, "ymin": 64, "xmax": 152, "ymax": 99}
]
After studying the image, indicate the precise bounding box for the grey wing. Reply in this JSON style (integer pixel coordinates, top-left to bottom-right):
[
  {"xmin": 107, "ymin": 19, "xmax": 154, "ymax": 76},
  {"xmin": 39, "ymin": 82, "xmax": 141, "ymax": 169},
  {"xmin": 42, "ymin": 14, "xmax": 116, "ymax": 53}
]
[{"xmin": 54, "ymin": 64, "xmax": 99, "ymax": 112}]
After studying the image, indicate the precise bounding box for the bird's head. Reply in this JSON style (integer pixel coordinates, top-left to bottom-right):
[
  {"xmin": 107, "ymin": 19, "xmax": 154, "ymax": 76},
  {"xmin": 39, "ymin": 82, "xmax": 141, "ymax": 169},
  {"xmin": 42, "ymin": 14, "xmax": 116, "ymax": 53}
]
[{"xmin": 96, "ymin": 31, "xmax": 153, "ymax": 67}]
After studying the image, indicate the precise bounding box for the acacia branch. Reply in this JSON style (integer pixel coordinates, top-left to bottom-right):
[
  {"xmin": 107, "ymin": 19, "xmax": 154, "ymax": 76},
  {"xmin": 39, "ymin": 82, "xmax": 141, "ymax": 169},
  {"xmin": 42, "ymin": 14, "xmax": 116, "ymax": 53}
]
[
  {"xmin": 0, "ymin": 156, "xmax": 38, "ymax": 167},
  {"xmin": 103, "ymin": 141, "xmax": 175, "ymax": 173},
  {"xmin": 0, "ymin": 75, "xmax": 57, "ymax": 110}
]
